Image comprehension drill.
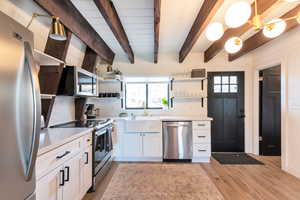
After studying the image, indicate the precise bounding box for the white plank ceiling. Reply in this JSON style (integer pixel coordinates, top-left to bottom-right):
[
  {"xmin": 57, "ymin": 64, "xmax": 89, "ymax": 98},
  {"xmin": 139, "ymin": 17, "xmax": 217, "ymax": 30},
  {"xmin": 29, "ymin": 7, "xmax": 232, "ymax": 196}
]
[{"xmin": 71, "ymin": 0, "xmax": 299, "ymax": 62}]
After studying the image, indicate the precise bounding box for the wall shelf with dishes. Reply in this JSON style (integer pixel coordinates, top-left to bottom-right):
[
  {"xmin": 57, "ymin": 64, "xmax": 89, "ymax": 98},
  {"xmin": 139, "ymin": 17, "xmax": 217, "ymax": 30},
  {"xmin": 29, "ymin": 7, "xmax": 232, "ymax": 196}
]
[
  {"xmin": 169, "ymin": 73, "xmax": 207, "ymax": 108},
  {"xmin": 98, "ymin": 77, "xmax": 124, "ymax": 108},
  {"xmin": 170, "ymin": 77, "xmax": 207, "ymax": 91},
  {"xmin": 98, "ymin": 76, "xmax": 123, "ymax": 83},
  {"xmin": 170, "ymin": 96, "xmax": 207, "ymax": 108}
]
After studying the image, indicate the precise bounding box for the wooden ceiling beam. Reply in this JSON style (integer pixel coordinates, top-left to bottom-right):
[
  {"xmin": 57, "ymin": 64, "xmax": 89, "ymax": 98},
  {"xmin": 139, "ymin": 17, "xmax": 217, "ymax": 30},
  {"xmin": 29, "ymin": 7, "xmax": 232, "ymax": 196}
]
[
  {"xmin": 93, "ymin": 0, "xmax": 134, "ymax": 63},
  {"xmin": 154, "ymin": 0, "xmax": 161, "ymax": 63},
  {"xmin": 228, "ymin": 5, "xmax": 300, "ymax": 62},
  {"xmin": 179, "ymin": 0, "xmax": 224, "ymax": 63},
  {"xmin": 204, "ymin": 0, "xmax": 280, "ymax": 63},
  {"xmin": 34, "ymin": 0, "xmax": 115, "ymax": 64}
]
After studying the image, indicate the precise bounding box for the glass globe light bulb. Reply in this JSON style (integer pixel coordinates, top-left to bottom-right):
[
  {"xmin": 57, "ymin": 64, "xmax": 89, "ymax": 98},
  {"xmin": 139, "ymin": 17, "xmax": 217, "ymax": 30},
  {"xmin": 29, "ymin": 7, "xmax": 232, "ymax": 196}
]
[
  {"xmin": 225, "ymin": 37, "xmax": 243, "ymax": 54},
  {"xmin": 205, "ymin": 22, "xmax": 224, "ymax": 41},
  {"xmin": 263, "ymin": 19, "xmax": 286, "ymax": 38},
  {"xmin": 225, "ymin": 1, "xmax": 252, "ymax": 28}
]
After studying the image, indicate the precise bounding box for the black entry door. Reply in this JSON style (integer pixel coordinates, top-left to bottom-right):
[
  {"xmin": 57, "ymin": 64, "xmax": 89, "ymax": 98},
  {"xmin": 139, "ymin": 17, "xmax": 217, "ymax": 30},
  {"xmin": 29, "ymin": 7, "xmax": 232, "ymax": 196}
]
[
  {"xmin": 208, "ymin": 72, "xmax": 245, "ymax": 152},
  {"xmin": 259, "ymin": 66, "xmax": 281, "ymax": 156}
]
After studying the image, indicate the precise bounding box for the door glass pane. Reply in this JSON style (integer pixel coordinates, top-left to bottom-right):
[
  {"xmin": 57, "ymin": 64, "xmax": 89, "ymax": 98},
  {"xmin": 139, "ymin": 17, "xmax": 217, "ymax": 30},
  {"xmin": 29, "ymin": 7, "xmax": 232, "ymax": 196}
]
[
  {"xmin": 222, "ymin": 76, "xmax": 229, "ymax": 84},
  {"xmin": 125, "ymin": 83, "xmax": 146, "ymax": 108},
  {"xmin": 230, "ymin": 76, "xmax": 237, "ymax": 84},
  {"xmin": 214, "ymin": 85, "xmax": 221, "ymax": 93},
  {"xmin": 222, "ymin": 84, "xmax": 229, "ymax": 93},
  {"xmin": 230, "ymin": 84, "xmax": 238, "ymax": 93},
  {"xmin": 214, "ymin": 76, "xmax": 221, "ymax": 84},
  {"xmin": 148, "ymin": 83, "xmax": 168, "ymax": 108}
]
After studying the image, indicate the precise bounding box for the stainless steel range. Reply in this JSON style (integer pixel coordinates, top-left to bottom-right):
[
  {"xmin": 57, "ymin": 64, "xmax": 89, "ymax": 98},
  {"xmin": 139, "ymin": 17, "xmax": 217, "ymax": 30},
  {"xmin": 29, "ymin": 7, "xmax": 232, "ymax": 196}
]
[{"xmin": 51, "ymin": 119, "xmax": 113, "ymax": 191}]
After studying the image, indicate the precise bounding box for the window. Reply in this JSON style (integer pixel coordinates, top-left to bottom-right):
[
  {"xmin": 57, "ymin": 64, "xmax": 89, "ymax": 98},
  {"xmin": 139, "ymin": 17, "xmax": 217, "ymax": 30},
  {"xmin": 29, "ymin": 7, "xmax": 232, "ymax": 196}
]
[
  {"xmin": 214, "ymin": 75, "xmax": 238, "ymax": 93},
  {"xmin": 125, "ymin": 82, "xmax": 169, "ymax": 109}
]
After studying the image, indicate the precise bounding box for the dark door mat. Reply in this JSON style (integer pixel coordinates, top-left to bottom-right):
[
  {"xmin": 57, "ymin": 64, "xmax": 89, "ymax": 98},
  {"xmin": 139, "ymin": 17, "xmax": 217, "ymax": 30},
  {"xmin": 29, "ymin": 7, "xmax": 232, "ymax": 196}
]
[{"xmin": 212, "ymin": 153, "xmax": 264, "ymax": 165}]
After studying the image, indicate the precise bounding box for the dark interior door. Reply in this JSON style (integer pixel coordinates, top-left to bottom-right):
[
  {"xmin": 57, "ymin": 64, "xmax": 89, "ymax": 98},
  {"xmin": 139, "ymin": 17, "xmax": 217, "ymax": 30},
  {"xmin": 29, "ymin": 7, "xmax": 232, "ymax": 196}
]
[
  {"xmin": 259, "ymin": 66, "xmax": 281, "ymax": 156},
  {"xmin": 208, "ymin": 72, "xmax": 245, "ymax": 152}
]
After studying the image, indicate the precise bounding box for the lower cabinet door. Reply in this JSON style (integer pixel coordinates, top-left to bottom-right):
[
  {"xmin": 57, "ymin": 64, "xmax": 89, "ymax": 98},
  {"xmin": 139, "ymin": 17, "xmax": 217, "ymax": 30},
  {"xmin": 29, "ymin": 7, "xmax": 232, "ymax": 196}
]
[
  {"xmin": 122, "ymin": 132, "xmax": 142, "ymax": 158},
  {"xmin": 36, "ymin": 166, "xmax": 63, "ymax": 200},
  {"xmin": 80, "ymin": 146, "xmax": 93, "ymax": 198},
  {"xmin": 143, "ymin": 132, "xmax": 162, "ymax": 158},
  {"xmin": 62, "ymin": 154, "xmax": 81, "ymax": 200}
]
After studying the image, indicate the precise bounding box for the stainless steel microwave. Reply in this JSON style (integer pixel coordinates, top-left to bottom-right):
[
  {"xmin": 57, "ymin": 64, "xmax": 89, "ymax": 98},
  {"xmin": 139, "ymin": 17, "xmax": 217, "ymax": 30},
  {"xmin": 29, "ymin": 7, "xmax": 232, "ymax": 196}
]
[{"xmin": 57, "ymin": 66, "xmax": 98, "ymax": 97}]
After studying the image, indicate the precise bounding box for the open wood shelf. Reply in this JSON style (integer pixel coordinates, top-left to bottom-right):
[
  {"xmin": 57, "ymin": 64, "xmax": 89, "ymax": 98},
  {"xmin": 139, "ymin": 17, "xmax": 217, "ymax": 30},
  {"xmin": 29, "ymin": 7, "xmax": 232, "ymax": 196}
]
[
  {"xmin": 97, "ymin": 97, "xmax": 122, "ymax": 100},
  {"xmin": 98, "ymin": 76, "xmax": 123, "ymax": 83},
  {"xmin": 171, "ymin": 96, "xmax": 207, "ymax": 100},
  {"xmin": 41, "ymin": 94, "xmax": 56, "ymax": 99},
  {"xmin": 34, "ymin": 49, "xmax": 65, "ymax": 66},
  {"xmin": 170, "ymin": 77, "xmax": 207, "ymax": 91},
  {"xmin": 171, "ymin": 77, "xmax": 207, "ymax": 82}
]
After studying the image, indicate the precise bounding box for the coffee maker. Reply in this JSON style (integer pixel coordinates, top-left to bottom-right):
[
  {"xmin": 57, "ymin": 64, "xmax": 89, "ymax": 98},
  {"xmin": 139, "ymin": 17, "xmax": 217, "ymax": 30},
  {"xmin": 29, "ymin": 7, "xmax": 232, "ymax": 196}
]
[{"xmin": 85, "ymin": 104, "xmax": 97, "ymax": 119}]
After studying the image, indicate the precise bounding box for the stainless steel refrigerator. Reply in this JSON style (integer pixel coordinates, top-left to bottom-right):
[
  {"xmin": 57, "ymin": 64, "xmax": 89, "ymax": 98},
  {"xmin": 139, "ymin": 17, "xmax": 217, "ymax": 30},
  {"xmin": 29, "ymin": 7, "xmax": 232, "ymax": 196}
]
[{"xmin": 0, "ymin": 11, "xmax": 41, "ymax": 200}]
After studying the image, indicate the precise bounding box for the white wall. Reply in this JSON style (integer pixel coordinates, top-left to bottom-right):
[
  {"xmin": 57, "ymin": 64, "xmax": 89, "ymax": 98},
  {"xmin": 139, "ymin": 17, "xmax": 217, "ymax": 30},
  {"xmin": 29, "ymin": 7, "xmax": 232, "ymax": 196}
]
[
  {"xmin": 48, "ymin": 97, "xmax": 75, "ymax": 126},
  {"xmin": 249, "ymin": 26, "xmax": 300, "ymax": 178}
]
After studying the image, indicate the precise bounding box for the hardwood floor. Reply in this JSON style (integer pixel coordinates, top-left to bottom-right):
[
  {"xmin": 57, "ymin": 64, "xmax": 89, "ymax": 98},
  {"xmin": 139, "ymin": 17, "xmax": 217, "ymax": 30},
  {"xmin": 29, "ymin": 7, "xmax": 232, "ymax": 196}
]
[{"xmin": 84, "ymin": 156, "xmax": 300, "ymax": 200}]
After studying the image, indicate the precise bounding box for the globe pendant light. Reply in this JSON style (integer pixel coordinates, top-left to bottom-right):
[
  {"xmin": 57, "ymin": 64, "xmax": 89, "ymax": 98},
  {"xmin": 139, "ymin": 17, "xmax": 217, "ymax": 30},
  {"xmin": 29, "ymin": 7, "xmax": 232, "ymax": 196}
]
[
  {"xmin": 263, "ymin": 19, "xmax": 287, "ymax": 38},
  {"xmin": 205, "ymin": 22, "xmax": 224, "ymax": 41},
  {"xmin": 225, "ymin": 37, "xmax": 243, "ymax": 54},
  {"xmin": 225, "ymin": 1, "xmax": 252, "ymax": 28}
]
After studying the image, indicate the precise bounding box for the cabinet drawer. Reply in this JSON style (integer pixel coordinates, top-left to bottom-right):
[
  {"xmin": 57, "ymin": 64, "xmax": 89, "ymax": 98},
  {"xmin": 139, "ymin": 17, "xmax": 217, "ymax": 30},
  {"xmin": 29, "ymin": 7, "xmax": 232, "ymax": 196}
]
[
  {"xmin": 193, "ymin": 144, "xmax": 211, "ymax": 157},
  {"xmin": 193, "ymin": 121, "xmax": 210, "ymax": 130},
  {"xmin": 82, "ymin": 132, "xmax": 92, "ymax": 148},
  {"xmin": 193, "ymin": 131, "xmax": 210, "ymax": 143},
  {"xmin": 36, "ymin": 138, "xmax": 81, "ymax": 179}
]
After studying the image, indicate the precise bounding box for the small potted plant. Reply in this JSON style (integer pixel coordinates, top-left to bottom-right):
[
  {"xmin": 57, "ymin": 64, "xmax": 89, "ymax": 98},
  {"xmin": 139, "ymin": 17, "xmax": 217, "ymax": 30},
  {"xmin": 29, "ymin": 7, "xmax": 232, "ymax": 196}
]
[{"xmin": 161, "ymin": 97, "xmax": 169, "ymax": 110}]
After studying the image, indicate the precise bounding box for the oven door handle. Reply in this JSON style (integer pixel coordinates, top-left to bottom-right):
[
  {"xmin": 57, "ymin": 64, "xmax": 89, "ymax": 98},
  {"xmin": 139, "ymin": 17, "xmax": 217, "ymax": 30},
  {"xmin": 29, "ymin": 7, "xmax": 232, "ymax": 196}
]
[{"xmin": 95, "ymin": 129, "xmax": 107, "ymax": 136}]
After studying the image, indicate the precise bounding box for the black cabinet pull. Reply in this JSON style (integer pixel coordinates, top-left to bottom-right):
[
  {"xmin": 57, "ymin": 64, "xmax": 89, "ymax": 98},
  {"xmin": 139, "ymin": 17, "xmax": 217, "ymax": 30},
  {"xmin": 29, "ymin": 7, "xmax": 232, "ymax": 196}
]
[
  {"xmin": 85, "ymin": 152, "xmax": 88, "ymax": 164},
  {"xmin": 197, "ymin": 136, "xmax": 206, "ymax": 138},
  {"xmin": 65, "ymin": 166, "xmax": 70, "ymax": 182},
  {"xmin": 56, "ymin": 151, "xmax": 71, "ymax": 159},
  {"xmin": 59, "ymin": 169, "xmax": 65, "ymax": 186}
]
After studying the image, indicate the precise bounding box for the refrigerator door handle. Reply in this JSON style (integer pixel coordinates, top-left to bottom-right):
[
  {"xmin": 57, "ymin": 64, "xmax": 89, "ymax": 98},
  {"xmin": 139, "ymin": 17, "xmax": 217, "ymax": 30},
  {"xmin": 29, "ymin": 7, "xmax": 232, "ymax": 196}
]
[{"xmin": 23, "ymin": 41, "xmax": 41, "ymax": 181}]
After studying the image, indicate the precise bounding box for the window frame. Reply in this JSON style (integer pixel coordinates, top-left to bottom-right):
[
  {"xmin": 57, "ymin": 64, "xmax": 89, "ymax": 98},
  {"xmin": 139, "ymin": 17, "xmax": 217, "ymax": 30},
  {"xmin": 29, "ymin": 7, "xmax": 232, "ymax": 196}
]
[
  {"xmin": 125, "ymin": 82, "xmax": 169, "ymax": 110},
  {"xmin": 213, "ymin": 75, "xmax": 238, "ymax": 94}
]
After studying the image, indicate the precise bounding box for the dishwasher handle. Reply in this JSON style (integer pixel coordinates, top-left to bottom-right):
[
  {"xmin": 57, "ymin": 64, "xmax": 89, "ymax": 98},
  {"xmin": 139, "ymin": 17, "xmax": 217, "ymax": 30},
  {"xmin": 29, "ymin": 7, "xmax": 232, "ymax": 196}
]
[{"xmin": 163, "ymin": 122, "xmax": 192, "ymax": 127}]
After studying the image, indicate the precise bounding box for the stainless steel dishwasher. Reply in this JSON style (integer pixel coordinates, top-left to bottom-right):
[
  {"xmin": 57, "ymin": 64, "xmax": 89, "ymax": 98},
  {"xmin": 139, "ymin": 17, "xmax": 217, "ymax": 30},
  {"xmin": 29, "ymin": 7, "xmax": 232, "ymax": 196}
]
[{"xmin": 163, "ymin": 121, "xmax": 193, "ymax": 160}]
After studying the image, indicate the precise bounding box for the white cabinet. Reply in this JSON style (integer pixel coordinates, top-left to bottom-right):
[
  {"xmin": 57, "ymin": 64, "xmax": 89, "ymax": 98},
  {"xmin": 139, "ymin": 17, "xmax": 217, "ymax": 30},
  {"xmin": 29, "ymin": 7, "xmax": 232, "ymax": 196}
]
[
  {"xmin": 117, "ymin": 120, "xmax": 163, "ymax": 162},
  {"xmin": 36, "ymin": 166, "xmax": 63, "ymax": 200},
  {"xmin": 122, "ymin": 132, "xmax": 142, "ymax": 158},
  {"xmin": 120, "ymin": 131, "xmax": 162, "ymax": 161},
  {"xmin": 80, "ymin": 146, "xmax": 93, "ymax": 199},
  {"xmin": 192, "ymin": 121, "xmax": 211, "ymax": 163},
  {"xmin": 36, "ymin": 132, "xmax": 93, "ymax": 200},
  {"xmin": 143, "ymin": 132, "xmax": 162, "ymax": 158},
  {"xmin": 62, "ymin": 154, "xmax": 81, "ymax": 200}
]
